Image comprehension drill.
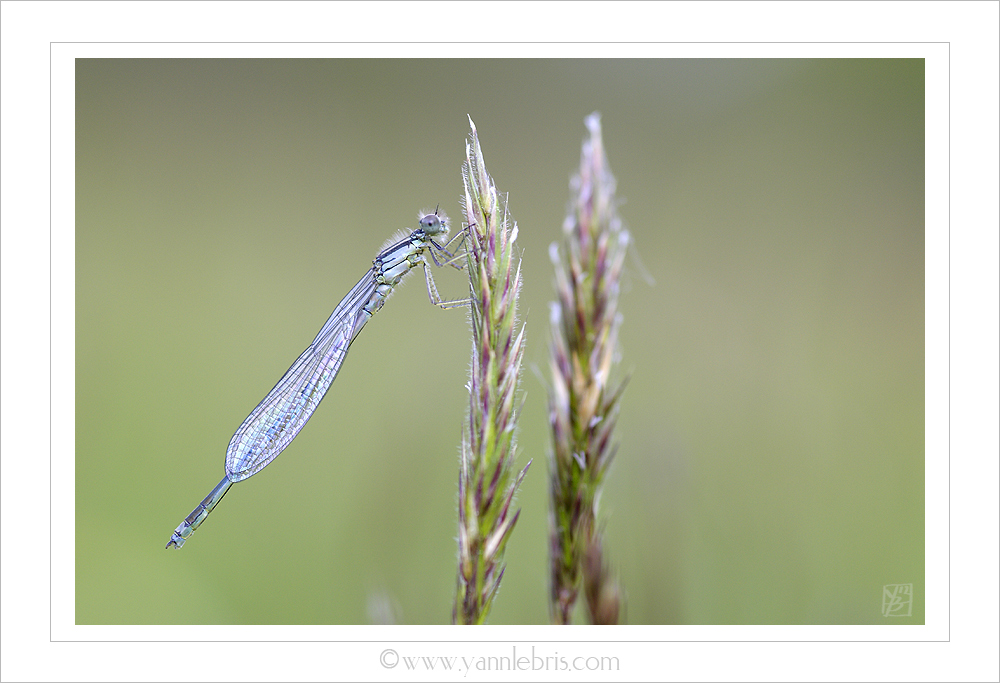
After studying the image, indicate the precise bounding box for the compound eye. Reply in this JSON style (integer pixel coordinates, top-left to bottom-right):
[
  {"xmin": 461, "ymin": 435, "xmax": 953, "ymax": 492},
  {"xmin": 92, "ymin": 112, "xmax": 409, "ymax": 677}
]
[{"xmin": 419, "ymin": 214, "xmax": 441, "ymax": 231}]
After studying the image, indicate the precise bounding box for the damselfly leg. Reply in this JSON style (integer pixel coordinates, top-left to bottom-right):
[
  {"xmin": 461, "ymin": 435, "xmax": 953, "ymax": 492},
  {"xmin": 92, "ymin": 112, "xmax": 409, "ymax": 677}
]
[{"xmin": 423, "ymin": 222, "xmax": 473, "ymax": 309}]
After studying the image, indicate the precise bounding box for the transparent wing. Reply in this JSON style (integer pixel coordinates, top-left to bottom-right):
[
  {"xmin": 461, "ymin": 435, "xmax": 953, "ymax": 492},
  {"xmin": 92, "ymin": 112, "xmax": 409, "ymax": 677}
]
[{"xmin": 225, "ymin": 268, "xmax": 378, "ymax": 481}]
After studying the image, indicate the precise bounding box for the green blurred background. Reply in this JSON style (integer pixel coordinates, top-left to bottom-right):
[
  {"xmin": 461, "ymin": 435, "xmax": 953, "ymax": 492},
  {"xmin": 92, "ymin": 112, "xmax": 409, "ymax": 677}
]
[{"xmin": 76, "ymin": 59, "xmax": 924, "ymax": 625}]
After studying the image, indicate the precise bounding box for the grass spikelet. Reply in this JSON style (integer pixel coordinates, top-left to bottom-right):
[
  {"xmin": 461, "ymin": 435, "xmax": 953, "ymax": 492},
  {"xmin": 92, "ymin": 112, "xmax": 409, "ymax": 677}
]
[
  {"xmin": 454, "ymin": 117, "xmax": 530, "ymax": 625},
  {"xmin": 548, "ymin": 112, "xmax": 628, "ymax": 625}
]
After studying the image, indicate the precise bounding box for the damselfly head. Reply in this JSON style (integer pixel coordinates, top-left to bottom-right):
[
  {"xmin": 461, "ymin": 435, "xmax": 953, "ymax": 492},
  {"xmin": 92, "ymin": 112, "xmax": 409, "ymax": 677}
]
[{"xmin": 418, "ymin": 206, "xmax": 449, "ymax": 237}]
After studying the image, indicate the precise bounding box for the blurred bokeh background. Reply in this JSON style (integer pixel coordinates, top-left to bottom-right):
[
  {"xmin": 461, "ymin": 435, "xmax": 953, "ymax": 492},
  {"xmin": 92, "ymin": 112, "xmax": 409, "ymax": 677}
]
[{"xmin": 76, "ymin": 59, "xmax": 924, "ymax": 625}]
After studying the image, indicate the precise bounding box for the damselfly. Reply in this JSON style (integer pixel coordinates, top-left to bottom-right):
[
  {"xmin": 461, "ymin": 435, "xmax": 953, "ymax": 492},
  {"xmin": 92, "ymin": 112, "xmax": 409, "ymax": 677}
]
[{"xmin": 165, "ymin": 209, "xmax": 467, "ymax": 549}]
